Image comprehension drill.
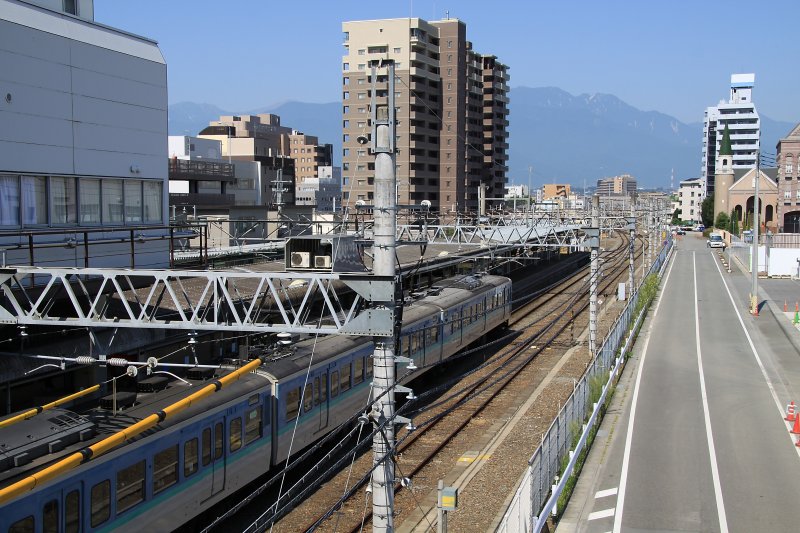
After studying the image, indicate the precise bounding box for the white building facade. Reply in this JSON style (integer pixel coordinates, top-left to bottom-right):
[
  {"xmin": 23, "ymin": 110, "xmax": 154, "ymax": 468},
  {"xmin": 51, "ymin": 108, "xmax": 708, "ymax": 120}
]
[
  {"xmin": 701, "ymin": 73, "xmax": 760, "ymax": 197},
  {"xmin": 0, "ymin": 0, "xmax": 169, "ymax": 267},
  {"xmin": 678, "ymin": 177, "xmax": 705, "ymax": 223}
]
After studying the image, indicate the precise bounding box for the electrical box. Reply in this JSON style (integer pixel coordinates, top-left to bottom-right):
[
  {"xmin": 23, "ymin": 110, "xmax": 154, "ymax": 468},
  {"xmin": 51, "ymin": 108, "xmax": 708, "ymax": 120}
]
[
  {"xmin": 440, "ymin": 486, "xmax": 458, "ymax": 511},
  {"xmin": 285, "ymin": 234, "xmax": 368, "ymax": 273},
  {"xmin": 617, "ymin": 282, "xmax": 626, "ymax": 301}
]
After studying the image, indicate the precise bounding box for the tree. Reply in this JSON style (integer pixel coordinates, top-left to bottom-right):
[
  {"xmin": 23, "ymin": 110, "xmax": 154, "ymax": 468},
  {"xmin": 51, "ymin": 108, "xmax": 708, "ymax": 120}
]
[
  {"xmin": 671, "ymin": 208, "xmax": 681, "ymax": 225},
  {"xmin": 701, "ymin": 197, "xmax": 714, "ymax": 227},
  {"xmin": 729, "ymin": 209, "xmax": 739, "ymax": 235},
  {"xmin": 715, "ymin": 211, "xmax": 729, "ymax": 230}
]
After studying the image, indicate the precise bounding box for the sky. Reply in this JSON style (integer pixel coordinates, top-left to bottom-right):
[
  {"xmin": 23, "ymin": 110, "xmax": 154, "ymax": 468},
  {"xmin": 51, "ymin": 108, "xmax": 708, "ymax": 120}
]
[{"xmin": 95, "ymin": 0, "xmax": 799, "ymax": 124}]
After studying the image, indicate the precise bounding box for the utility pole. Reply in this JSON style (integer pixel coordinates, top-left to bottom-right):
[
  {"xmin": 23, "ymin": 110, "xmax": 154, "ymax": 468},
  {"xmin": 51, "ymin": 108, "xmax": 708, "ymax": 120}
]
[
  {"xmin": 647, "ymin": 199, "xmax": 653, "ymax": 271},
  {"xmin": 751, "ymin": 150, "xmax": 760, "ymax": 315},
  {"xmin": 588, "ymin": 195, "xmax": 600, "ymax": 357},
  {"xmin": 369, "ymin": 60, "xmax": 398, "ymax": 532},
  {"xmin": 628, "ymin": 200, "xmax": 636, "ymax": 296}
]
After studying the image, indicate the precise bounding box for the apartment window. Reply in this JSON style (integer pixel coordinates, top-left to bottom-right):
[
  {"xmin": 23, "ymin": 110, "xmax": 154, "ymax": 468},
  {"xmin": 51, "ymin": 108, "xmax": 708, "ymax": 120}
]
[
  {"xmin": 447, "ymin": 54, "xmax": 452, "ymax": 63},
  {"xmin": 395, "ymin": 91, "xmax": 401, "ymax": 98},
  {"xmin": 447, "ymin": 97, "xmax": 452, "ymax": 104},
  {"xmin": 343, "ymin": 63, "xmax": 350, "ymax": 71},
  {"xmin": 343, "ymin": 149, "xmax": 350, "ymax": 157},
  {"xmin": 63, "ymin": 0, "xmax": 77, "ymax": 15},
  {"xmin": 343, "ymin": 77, "xmax": 350, "ymax": 85},
  {"xmin": 788, "ymin": 163, "xmax": 794, "ymax": 173},
  {"xmin": 343, "ymin": 134, "xmax": 350, "ymax": 142},
  {"xmin": 447, "ymin": 83, "xmax": 452, "ymax": 91},
  {"xmin": 358, "ymin": 107, "xmax": 366, "ymax": 113},
  {"xmin": 393, "ymin": 47, "xmax": 401, "ymax": 53},
  {"xmin": 343, "ymin": 91, "xmax": 350, "ymax": 99},
  {"xmin": 0, "ymin": 175, "xmax": 20, "ymax": 226},
  {"xmin": 447, "ymin": 111, "xmax": 452, "ymax": 118},
  {"xmin": 343, "ymin": 120, "xmax": 349, "ymax": 128},
  {"xmin": 447, "ymin": 139, "xmax": 452, "ymax": 146},
  {"xmin": 358, "ymin": 78, "xmax": 365, "ymax": 85},
  {"xmin": 357, "ymin": 121, "xmax": 366, "ymax": 128},
  {"xmin": 785, "ymin": 190, "xmax": 791, "ymax": 199},
  {"xmin": 447, "ymin": 68, "xmax": 452, "ymax": 76},
  {"xmin": 448, "ymin": 40, "xmax": 453, "ymax": 48},
  {"xmin": 358, "ymin": 49, "xmax": 365, "ymax": 55},
  {"xmin": 795, "ymin": 189, "xmax": 800, "ymax": 200},
  {"xmin": 343, "ymin": 106, "xmax": 349, "ymax": 114},
  {"xmin": 22, "ymin": 176, "xmax": 47, "ymax": 225},
  {"xmin": 102, "ymin": 179, "xmax": 123, "ymax": 224},
  {"xmin": 358, "ymin": 64, "xmax": 366, "ymax": 70}
]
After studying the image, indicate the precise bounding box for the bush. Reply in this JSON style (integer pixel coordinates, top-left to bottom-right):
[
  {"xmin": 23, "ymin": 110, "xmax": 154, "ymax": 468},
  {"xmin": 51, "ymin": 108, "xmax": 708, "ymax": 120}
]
[{"xmin": 715, "ymin": 211, "xmax": 729, "ymax": 231}]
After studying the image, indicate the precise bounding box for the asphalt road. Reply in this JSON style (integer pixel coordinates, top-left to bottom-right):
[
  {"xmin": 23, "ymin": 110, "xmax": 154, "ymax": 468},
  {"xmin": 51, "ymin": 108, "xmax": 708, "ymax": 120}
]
[{"xmin": 558, "ymin": 233, "xmax": 800, "ymax": 532}]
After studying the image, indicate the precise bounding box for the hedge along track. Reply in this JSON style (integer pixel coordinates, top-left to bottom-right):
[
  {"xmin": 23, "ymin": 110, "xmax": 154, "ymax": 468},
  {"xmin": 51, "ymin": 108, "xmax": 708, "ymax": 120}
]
[{"xmin": 258, "ymin": 231, "xmax": 644, "ymax": 533}]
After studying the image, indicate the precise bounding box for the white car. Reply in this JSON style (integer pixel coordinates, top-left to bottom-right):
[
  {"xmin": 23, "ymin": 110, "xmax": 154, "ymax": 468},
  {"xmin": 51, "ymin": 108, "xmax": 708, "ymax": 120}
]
[{"xmin": 707, "ymin": 233, "xmax": 726, "ymax": 250}]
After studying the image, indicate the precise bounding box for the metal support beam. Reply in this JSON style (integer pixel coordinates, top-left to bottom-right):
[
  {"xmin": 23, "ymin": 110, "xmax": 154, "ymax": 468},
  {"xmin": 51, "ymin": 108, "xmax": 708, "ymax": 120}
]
[{"xmin": 588, "ymin": 195, "xmax": 600, "ymax": 358}]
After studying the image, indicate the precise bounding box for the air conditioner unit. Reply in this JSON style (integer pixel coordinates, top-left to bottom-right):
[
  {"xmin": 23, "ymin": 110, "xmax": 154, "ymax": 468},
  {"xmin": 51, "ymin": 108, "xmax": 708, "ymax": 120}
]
[
  {"xmin": 290, "ymin": 251, "xmax": 311, "ymax": 268},
  {"xmin": 315, "ymin": 255, "xmax": 332, "ymax": 268}
]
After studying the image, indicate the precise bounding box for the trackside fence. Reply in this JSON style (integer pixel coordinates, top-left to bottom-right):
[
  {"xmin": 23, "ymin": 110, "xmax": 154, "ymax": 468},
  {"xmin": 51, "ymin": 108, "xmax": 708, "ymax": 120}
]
[{"xmin": 496, "ymin": 237, "xmax": 673, "ymax": 533}]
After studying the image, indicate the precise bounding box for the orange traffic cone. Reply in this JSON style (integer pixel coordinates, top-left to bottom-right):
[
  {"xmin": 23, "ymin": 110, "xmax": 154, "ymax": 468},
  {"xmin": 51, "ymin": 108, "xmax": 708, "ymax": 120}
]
[
  {"xmin": 786, "ymin": 401, "xmax": 796, "ymax": 422},
  {"xmin": 785, "ymin": 300, "xmax": 788, "ymax": 312},
  {"xmin": 791, "ymin": 412, "xmax": 800, "ymax": 435}
]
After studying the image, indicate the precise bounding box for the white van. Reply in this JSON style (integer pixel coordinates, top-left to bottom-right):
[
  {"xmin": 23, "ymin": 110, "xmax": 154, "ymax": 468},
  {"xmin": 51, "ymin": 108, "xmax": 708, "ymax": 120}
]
[{"xmin": 707, "ymin": 232, "xmax": 726, "ymax": 250}]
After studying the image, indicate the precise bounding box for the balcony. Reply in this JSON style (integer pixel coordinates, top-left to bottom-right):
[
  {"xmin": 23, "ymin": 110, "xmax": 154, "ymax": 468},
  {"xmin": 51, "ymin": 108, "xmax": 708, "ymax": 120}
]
[{"xmin": 168, "ymin": 159, "xmax": 235, "ymax": 182}]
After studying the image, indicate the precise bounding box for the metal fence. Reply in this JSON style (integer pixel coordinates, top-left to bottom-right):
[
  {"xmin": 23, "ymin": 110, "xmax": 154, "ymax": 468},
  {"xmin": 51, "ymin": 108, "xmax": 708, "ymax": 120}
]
[{"xmin": 497, "ymin": 237, "xmax": 674, "ymax": 533}]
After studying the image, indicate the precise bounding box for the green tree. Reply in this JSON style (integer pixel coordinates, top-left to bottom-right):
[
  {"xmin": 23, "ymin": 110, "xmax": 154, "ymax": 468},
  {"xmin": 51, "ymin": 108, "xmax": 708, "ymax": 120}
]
[
  {"xmin": 701, "ymin": 197, "xmax": 714, "ymax": 227},
  {"xmin": 671, "ymin": 208, "xmax": 681, "ymax": 225},
  {"xmin": 729, "ymin": 209, "xmax": 739, "ymax": 235},
  {"xmin": 715, "ymin": 211, "xmax": 729, "ymax": 230}
]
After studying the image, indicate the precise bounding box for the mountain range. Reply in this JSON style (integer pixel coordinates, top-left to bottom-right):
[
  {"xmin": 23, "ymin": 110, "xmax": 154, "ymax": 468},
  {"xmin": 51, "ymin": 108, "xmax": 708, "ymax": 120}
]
[{"xmin": 168, "ymin": 87, "xmax": 795, "ymax": 189}]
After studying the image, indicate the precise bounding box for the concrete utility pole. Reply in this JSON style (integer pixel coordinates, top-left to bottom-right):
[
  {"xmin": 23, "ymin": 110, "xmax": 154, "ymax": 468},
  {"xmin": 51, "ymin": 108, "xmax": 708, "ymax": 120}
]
[
  {"xmin": 589, "ymin": 195, "xmax": 600, "ymax": 357},
  {"xmin": 751, "ymin": 151, "xmax": 760, "ymax": 315},
  {"xmin": 647, "ymin": 199, "xmax": 653, "ymax": 271},
  {"xmin": 628, "ymin": 201, "xmax": 636, "ymax": 296},
  {"xmin": 369, "ymin": 60, "xmax": 398, "ymax": 532}
]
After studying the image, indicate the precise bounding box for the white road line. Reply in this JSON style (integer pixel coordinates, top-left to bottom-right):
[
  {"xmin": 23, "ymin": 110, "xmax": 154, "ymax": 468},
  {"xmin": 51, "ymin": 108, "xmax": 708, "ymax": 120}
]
[
  {"xmin": 612, "ymin": 250, "xmax": 676, "ymax": 533},
  {"xmin": 711, "ymin": 252, "xmax": 800, "ymax": 457},
  {"xmin": 594, "ymin": 487, "xmax": 618, "ymax": 499},
  {"xmin": 588, "ymin": 508, "xmax": 615, "ymax": 521},
  {"xmin": 693, "ymin": 252, "xmax": 729, "ymax": 533}
]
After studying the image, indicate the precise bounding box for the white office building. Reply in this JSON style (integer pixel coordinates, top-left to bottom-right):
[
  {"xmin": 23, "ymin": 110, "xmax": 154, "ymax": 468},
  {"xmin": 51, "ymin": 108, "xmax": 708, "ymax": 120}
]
[
  {"xmin": 0, "ymin": 0, "xmax": 169, "ymax": 268},
  {"xmin": 701, "ymin": 73, "xmax": 760, "ymax": 196},
  {"xmin": 678, "ymin": 177, "xmax": 705, "ymax": 223}
]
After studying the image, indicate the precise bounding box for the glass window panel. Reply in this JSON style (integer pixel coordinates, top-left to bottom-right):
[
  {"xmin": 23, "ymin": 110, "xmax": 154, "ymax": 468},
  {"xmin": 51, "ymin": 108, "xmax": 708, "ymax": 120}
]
[
  {"xmin": 353, "ymin": 358, "xmax": 364, "ymax": 385},
  {"xmin": 230, "ymin": 418, "xmax": 242, "ymax": 452},
  {"xmin": 50, "ymin": 176, "xmax": 77, "ymax": 224},
  {"xmin": 321, "ymin": 373, "xmax": 327, "ymax": 401},
  {"xmin": 90, "ymin": 480, "xmax": 110, "ymax": 527},
  {"xmin": 43, "ymin": 500, "xmax": 57, "ymax": 533},
  {"xmin": 65, "ymin": 490, "xmax": 80, "ymax": 533},
  {"xmin": 102, "ymin": 179, "xmax": 123, "ymax": 224},
  {"xmin": 22, "ymin": 176, "xmax": 47, "ymax": 225},
  {"xmin": 245, "ymin": 406, "xmax": 262, "ymax": 445},
  {"xmin": 124, "ymin": 180, "xmax": 142, "ymax": 223},
  {"xmin": 184, "ymin": 438, "xmax": 198, "ymax": 477},
  {"xmin": 116, "ymin": 460, "xmax": 145, "ymax": 513},
  {"xmin": 214, "ymin": 422, "xmax": 223, "ymax": 459},
  {"xmin": 303, "ymin": 383, "xmax": 313, "ymax": 413},
  {"xmin": 340, "ymin": 363, "xmax": 351, "ymax": 392},
  {"xmin": 330, "ymin": 371, "xmax": 339, "ymax": 397},
  {"xmin": 313, "ymin": 377, "xmax": 320, "ymax": 405},
  {"xmin": 286, "ymin": 388, "xmax": 300, "ymax": 420},
  {"xmin": 0, "ymin": 175, "xmax": 19, "ymax": 226},
  {"xmin": 153, "ymin": 445, "xmax": 178, "ymax": 494},
  {"xmin": 79, "ymin": 178, "xmax": 101, "ymax": 224},
  {"xmin": 202, "ymin": 428, "xmax": 212, "ymax": 466}
]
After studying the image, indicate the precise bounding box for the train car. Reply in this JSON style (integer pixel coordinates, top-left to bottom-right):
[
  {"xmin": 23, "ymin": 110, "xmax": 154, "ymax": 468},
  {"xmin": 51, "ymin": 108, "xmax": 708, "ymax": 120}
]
[{"xmin": 0, "ymin": 274, "xmax": 511, "ymax": 532}]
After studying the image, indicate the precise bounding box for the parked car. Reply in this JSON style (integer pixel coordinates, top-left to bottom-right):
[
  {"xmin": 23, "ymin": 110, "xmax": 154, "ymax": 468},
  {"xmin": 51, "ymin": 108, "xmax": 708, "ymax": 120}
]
[
  {"xmin": 676, "ymin": 228, "xmax": 686, "ymax": 235},
  {"xmin": 707, "ymin": 232, "xmax": 726, "ymax": 250},
  {"xmin": 694, "ymin": 224, "xmax": 706, "ymax": 232}
]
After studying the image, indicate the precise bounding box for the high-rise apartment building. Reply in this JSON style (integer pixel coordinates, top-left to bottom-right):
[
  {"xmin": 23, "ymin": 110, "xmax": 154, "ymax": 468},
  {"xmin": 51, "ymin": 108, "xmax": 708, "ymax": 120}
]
[
  {"xmin": 596, "ymin": 175, "xmax": 637, "ymax": 196},
  {"xmin": 340, "ymin": 17, "xmax": 509, "ymax": 214},
  {"xmin": 288, "ymin": 131, "xmax": 333, "ymax": 200},
  {"xmin": 701, "ymin": 73, "xmax": 760, "ymax": 196}
]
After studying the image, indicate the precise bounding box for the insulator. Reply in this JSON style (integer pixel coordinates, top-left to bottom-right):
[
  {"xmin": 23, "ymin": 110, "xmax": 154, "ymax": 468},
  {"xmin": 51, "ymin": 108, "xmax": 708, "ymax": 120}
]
[
  {"xmin": 107, "ymin": 357, "xmax": 129, "ymax": 367},
  {"xmin": 75, "ymin": 356, "xmax": 97, "ymax": 365}
]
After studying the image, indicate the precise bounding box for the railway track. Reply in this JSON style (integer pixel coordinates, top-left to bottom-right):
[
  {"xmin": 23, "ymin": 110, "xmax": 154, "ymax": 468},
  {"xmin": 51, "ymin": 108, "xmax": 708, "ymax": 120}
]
[{"xmin": 249, "ymin": 231, "xmax": 647, "ymax": 532}]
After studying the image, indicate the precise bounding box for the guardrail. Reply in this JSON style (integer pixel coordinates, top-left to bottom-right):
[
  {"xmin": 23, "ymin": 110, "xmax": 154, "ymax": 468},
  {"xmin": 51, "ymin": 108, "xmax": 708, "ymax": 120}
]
[{"xmin": 497, "ymin": 237, "xmax": 673, "ymax": 533}]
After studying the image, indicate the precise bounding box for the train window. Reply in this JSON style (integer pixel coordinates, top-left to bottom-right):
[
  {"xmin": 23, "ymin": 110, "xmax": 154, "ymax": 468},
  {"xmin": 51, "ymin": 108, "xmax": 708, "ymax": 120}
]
[
  {"xmin": 354, "ymin": 358, "xmax": 364, "ymax": 385},
  {"xmin": 248, "ymin": 393, "xmax": 259, "ymax": 406},
  {"xmin": 313, "ymin": 377, "xmax": 320, "ymax": 405},
  {"xmin": 43, "ymin": 500, "xmax": 57, "ymax": 533},
  {"xmin": 8, "ymin": 516, "xmax": 33, "ymax": 533},
  {"xmin": 153, "ymin": 445, "xmax": 178, "ymax": 494},
  {"xmin": 214, "ymin": 422, "xmax": 224, "ymax": 459},
  {"xmin": 202, "ymin": 428, "xmax": 212, "ymax": 466},
  {"xmin": 117, "ymin": 460, "xmax": 145, "ymax": 513},
  {"xmin": 90, "ymin": 479, "xmax": 110, "ymax": 527},
  {"xmin": 245, "ymin": 406, "xmax": 262, "ymax": 445},
  {"xmin": 340, "ymin": 363, "xmax": 351, "ymax": 392},
  {"xmin": 366, "ymin": 357, "xmax": 373, "ymax": 379},
  {"xmin": 65, "ymin": 490, "xmax": 80, "ymax": 533},
  {"xmin": 321, "ymin": 373, "xmax": 328, "ymax": 400},
  {"xmin": 431, "ymin": 327, "xmax": 439, "ymax": 343},
  {"xmin": 303, "ymin": 383, "xmax": 313, "ymax": 413},
  {"xmin": 230, "ymin": 418, "xmax": 242, "ymax": 452},
  {"xmin": 330, "ymin": 371, "xmax": 339, "ymax": 397},
  {"xmin": 286, "ymin": 388, "xmax": 300, "ymax": 420},
  {"xmin": 184, "ymin": 438, "xmax": 199, "ymax": 477}
]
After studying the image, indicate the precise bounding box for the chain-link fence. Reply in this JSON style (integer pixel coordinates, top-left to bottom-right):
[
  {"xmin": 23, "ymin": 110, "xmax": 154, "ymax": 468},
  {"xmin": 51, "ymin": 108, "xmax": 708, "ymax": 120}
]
[{"xmin": 497, "ymin": 238, "xmax": 673, "ymax": 533}]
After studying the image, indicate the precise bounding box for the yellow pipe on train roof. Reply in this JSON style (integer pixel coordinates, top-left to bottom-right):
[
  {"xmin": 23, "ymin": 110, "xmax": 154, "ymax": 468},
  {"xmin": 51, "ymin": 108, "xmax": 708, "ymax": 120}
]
[
  {"xmin": 0, "ymin": 358, "xmax": 263, "ymax": 505},
  {"xmin": 0, "ymin": 384, "xmax": 101, "ymax": 429}
]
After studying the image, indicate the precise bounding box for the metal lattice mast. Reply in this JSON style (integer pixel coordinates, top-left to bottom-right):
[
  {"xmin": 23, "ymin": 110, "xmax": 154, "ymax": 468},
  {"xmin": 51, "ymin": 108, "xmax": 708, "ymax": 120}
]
[{"xmin": 370, "ymin": 60, "xmax": 397, "ymax": 532}]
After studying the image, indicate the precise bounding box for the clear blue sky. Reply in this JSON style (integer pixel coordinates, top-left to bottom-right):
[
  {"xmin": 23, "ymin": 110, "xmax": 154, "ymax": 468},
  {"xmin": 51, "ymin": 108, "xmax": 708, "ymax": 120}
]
[{"xmin": 96, "ymin": 0, "xmax": 798, "ymax": 124}]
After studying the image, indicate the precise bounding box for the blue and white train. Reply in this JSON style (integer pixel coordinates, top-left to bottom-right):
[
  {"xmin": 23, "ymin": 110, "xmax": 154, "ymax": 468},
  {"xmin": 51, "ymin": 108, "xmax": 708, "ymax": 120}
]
[{"xmin": 0, "ymin": 275, "xmax": 511, "ymax": 532}]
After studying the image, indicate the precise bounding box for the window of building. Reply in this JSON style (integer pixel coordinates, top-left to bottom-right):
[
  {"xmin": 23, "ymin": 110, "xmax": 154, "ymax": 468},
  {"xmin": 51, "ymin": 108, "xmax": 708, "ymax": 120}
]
[
  {"xmin": 90, "ymin": 480, "xmax": 110, "ymax": 527},
  {"xmin": 343, "ymin": 91, "xmax": 349, "ymax": 99},
  {"xmin": 795, "ymin": 189, "xmax": 800, "ymax": 200},
  {"xmin": 343, "ymin": 77, "xmax": 350, "ymax": 85},
  {"xmin": 117, "ymin": 460, "xmax": 145, "ymax": 513},
  {"xmin": 358, "ymin": 64, "xmax": 366, "ymax": 70},
  {"xmin": 343, "ymin": 120, "xmax": 349, "ymax": 128},
  {"xmin": 79, "ymin": 178, "xmax": 101, "ymax": 224},
  {"xmin": 50, "ymin": 176, "xmax": 77, "ymax": 224},
  {"xmin": 230, "ymin": 418, "xmax": 242, "ymax": 452},
  {"xmin": 785, "ymin": 190, "xmax": 791, "ymax": 199},
  {"xmin": 357, "ymin": 121, "xmax": 366, "ymax": 128},
  {"xmin": 447, "ymin": 68, "xmax": 452, "ymax": 76},
  {"xmin": 102, "ymin": 179, "xmax": 123, "ymax": 224},
  {"xmin": 153, "ymin": 445, "xmax": 178, "ymax": 494},
  {"xmin": 22, "ymin": 176, "xmax": 47, "ymax": 225},
  {"xmin": 63, "ymin": 0, "xmax": 78, "ymax": 15},
  {"xmin": 393, "ymin": 47, "xmax": 401, "ymax": 53},
  {"xmin": 143, "ymin": 180, "xmax": 162, "ymax": 223},
  {"xmin": 447, "ymin": 83, "xmax": 452, "ymax": 91},
  {"xmin": 447, "ymin": 97, "xmax": 452, "ymax": 104},
  {"xmin": 0, "ymin": 175, "xmax": 20, "ymax": 226},
  {"xmin": 343, "ymin": 63, "xmax": 350, "ymax": 71},
  {"xmin": 357, "ymin": 92, "xmax": 366, "ymax": 100},
  {"xmin": 447, "ymin": 54, "xmax": 452, "ymax": 63},
  {"xmin": 343, "ymin": 149, "xmax": 350, "ymax": 157},
  {"xmin": 358, "ymin": 49, "xmax": 365, "ymax": 55}
]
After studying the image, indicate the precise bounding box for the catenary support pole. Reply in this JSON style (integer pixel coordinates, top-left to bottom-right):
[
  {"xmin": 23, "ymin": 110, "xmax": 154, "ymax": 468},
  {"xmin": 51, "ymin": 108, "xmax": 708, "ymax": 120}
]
[
  {"xmin": 751, "ymin": 150, "xmax": 760, "ymax": 315},
  {"xmin": 370, "ymin": 60, "xmax": 398, "ymax": 532},
  {"xmin": 589, "ymin": 195, "xmax": 599, "ymax": 357},
  {"xmin": 629, "ymin": 202, "xmax": 636, "ymax": 295}
]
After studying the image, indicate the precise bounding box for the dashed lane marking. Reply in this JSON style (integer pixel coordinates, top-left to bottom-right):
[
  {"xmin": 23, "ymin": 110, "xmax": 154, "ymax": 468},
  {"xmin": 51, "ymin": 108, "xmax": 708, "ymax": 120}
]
[
  {"xmin": 594, "ymin": 487, "xmax": 618, "ymax": 499},
  {"xmin": 588, "ymin": 508, "xmax": 615, "ymax": 521}
]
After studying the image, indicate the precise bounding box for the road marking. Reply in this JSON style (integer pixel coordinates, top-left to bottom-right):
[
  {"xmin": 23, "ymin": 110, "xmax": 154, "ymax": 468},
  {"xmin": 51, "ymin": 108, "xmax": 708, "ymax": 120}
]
[
  {"xmin": 588, "ymin": 508, "xmax": 615, "ymax": 520},
  {"xmin": 711, "ymin": 252, "xmax": 800, "ymax": 457},
  {"xmin": 693, "ymin": 252, "xmax": 729, "ymax": 533},
  {"xmin": 594, "ymin": 487, "xmax": 618, "ymax": 499},
  {"xmin": 613, "ymin": 249, "xmax": 676, "ymax": 533}
]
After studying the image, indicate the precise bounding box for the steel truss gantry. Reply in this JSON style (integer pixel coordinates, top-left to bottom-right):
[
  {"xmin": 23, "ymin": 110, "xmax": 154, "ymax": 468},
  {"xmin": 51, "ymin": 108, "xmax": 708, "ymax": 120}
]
[
  {"xmin": 394, "ymin": 223, "xmax": 583, "ymax": 247},
  {"xmin": 0, "ymin": 267, "xmax": 394, "ymax": 336}
]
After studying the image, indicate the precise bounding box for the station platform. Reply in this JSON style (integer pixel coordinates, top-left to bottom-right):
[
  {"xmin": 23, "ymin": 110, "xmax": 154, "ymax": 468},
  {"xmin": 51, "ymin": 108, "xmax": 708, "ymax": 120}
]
[{"xmin": 557, "ymin": 231, "xmax": 800, "ymax": 532}]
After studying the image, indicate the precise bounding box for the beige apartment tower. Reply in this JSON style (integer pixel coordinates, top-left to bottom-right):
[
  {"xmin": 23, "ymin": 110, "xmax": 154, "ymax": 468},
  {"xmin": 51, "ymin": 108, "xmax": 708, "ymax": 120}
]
[{"xmin": 341, "ymin": 17, "xmax": 509, "ymax": 214}]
